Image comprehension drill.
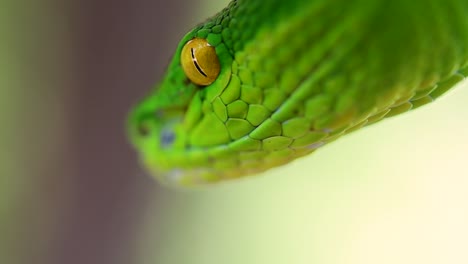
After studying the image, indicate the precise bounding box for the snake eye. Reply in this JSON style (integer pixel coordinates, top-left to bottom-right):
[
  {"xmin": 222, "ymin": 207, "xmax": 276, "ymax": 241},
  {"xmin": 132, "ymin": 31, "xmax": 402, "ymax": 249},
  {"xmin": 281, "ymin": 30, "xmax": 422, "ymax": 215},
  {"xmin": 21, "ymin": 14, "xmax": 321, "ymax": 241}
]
[{"xmin": 181, "ymin": 38, "xmax": 220, "ymax": 86}]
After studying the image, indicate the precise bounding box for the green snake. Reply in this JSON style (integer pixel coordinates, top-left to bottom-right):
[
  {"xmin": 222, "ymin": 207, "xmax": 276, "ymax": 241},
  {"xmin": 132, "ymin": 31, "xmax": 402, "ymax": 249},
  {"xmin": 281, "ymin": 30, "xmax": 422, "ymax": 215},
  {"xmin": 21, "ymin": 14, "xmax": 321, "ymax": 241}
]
[{"xmin": 128, "ymin": 0, "xmax": 468, "ymax": 186}]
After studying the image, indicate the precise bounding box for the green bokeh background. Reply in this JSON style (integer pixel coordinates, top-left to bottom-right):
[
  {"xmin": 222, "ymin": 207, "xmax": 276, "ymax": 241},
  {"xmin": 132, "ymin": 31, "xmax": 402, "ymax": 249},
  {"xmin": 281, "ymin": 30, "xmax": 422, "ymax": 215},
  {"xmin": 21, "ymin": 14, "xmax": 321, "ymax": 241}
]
[
  {"xmin": 1, "ymin": 1, "xmax": 71, "ymax": 263},
  {"xmin": 1, "ymin": 0, "xmax": 467, "ymax": 263}
]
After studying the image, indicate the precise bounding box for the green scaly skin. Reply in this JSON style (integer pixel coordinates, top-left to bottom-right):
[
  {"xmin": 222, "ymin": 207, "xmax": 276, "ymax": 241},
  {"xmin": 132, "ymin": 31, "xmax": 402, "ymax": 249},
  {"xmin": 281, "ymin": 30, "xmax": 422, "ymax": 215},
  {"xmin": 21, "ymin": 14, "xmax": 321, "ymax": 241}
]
[{"xmin": 128, "ymin": 0, "xmax": 468, "ymax": 186}]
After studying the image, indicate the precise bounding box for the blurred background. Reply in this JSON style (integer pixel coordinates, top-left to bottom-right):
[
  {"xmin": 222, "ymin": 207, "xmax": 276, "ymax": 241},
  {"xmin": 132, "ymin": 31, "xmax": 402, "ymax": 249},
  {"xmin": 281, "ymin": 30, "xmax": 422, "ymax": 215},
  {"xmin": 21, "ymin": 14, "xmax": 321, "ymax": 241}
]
[{"xmin": 1, "ymin": 0, "xmax": 467, "ymax": 264}]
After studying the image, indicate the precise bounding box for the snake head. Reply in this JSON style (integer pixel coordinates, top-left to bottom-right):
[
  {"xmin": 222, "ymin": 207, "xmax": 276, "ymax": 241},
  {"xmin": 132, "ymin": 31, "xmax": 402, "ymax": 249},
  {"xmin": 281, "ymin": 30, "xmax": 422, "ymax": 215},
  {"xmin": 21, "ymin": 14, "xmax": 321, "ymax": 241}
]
[{"xmin": 128, "ymin": 2, "xmax": 323, "ymax": 186}]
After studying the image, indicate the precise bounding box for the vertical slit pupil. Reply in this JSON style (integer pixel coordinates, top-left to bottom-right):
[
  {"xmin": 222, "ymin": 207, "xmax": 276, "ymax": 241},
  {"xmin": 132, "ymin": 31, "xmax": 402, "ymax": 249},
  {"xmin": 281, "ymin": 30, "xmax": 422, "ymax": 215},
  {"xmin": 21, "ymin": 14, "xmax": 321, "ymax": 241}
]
[{"xmin": 190, "ymin": 48, "xmax": 208, "ymax": 77}]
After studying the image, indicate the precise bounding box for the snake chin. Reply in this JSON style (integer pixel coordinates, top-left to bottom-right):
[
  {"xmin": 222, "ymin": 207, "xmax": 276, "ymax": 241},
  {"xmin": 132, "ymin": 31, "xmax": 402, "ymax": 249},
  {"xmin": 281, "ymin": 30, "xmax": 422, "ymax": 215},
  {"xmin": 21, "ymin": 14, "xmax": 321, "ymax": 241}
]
[{"xmin": 154, "ymin": 157, "xmax": 295, "ymax": 187}]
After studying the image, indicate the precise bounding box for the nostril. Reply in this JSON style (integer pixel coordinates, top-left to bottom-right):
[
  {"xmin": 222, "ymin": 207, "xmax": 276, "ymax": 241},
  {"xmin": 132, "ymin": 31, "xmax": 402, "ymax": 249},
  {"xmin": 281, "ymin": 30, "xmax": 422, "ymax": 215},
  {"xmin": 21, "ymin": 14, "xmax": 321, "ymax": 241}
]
[{"xmin": 160, "ymin": 129, "xmax": 176, "ymax": 148}]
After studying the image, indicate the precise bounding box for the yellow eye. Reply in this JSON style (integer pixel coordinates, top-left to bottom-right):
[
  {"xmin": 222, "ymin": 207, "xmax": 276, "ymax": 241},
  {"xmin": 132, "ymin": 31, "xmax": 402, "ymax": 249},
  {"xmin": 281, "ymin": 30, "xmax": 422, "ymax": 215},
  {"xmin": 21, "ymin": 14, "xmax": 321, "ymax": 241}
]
[{"xmin": 181, "ymin": 38, "xmax": 220, "ymax": 86}]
